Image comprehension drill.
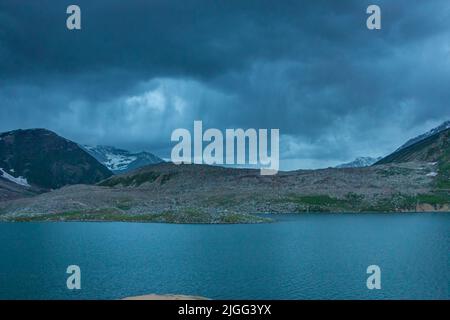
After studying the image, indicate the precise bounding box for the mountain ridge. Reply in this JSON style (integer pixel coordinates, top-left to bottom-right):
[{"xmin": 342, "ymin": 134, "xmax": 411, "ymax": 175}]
[
  {"xmin": 376, "ymin": 128, "xmax": 450, "ymax": 164},
  {"xmin": 396, "ymin": 120, "xmax": 450, "ymax": 152}
]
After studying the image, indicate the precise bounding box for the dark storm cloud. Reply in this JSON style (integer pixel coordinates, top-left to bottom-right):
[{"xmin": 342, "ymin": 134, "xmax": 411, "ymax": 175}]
[{"xmin": 0, "ymin": 0, "xmax": 449, "ymax": 169}]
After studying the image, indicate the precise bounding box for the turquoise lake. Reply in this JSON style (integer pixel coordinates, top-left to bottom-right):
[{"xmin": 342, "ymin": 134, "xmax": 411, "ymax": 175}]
[{"xmin": 0, "ymin": 213, "xmax": 448, "ymax": 299}]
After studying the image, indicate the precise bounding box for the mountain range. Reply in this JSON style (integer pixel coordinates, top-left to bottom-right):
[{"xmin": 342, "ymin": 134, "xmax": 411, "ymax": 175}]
[
  {"xmin": 0, "ymin": 122, "xmax": 449, "ymax": 222},
  {"xmin": 82, "ymin": 145, "xmax": 163, "ymax": 174}
]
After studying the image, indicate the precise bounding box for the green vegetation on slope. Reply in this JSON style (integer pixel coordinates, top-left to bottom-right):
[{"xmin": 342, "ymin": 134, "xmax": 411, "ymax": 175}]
[
  {"xmin": 436, "ymin": 142, "xmax": 450, "ymax": 189},
  {"xmin": 274, "ymin": 192, "xmax": 449, "ymax": 213}
]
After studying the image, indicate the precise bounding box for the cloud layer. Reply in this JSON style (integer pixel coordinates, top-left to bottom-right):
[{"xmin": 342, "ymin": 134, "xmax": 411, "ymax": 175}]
[{"xmin": 1, "ymin": 0, "xmax": 449, "ymax": 169}]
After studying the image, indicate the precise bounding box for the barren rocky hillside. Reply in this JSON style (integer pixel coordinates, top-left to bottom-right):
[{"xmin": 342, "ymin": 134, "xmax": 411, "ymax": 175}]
[
  {"xmin": 0, "ymin": 160, "xmax": 448, "ymax": 223},
  {"xmin": 0, "ymin": 128, "xmax": 449, "ymax": 223},
  {"xmin": 0, "ymin": 177, "xmax": 42, "ymax": 202}
]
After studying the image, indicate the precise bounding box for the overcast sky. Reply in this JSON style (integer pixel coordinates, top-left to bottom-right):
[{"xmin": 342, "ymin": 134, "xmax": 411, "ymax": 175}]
[{"xmin": 0, "ymin": 0, "xmax": 449, "ymax": 169}]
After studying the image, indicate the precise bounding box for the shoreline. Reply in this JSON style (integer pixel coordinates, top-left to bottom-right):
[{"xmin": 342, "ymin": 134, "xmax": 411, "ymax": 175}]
[{"xmin": 1, "ymin": 210, "xmax": 450, "ymax": 224}]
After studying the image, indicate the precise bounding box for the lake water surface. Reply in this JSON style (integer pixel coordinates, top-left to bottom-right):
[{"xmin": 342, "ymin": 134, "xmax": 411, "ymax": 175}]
[{"xmin": 0, "ymin": 213, "xmax": 448, "ymax": 299}]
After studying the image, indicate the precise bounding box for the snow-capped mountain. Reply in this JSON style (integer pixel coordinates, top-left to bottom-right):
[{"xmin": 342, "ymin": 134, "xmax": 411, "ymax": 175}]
[
  {"xmin": 336, "ymin": 156, "xmax": 382, "ymax": 168},
  {"xmin": 82, "ymin": 145, "xmax": 164, "ymax": 174},
  {"xmin": 396, "ymin": 120, "xmax": 450, "ymax": 152}
]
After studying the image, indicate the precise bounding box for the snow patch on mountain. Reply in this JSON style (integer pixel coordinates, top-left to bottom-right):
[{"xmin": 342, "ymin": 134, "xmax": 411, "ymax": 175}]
[
  {"xmin": 336, "ymin": 156, "xmax": 382, "ymax": 168},
  {"xmin": 105, "ymin": 153, "xmax": 138, "ymax": 171},
  {"xmin": 0, "ymin": 168, "xmax": 30, "ymax": 187}
]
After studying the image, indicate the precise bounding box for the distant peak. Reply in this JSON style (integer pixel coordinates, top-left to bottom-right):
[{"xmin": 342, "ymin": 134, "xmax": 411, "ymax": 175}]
[
  {"xmin": 82, "ymin": 144, "xmax": 164, "ymax": 173},
  {"xmin": 336, "ymin": 156, "xmax": 382, "ymax": 168}
]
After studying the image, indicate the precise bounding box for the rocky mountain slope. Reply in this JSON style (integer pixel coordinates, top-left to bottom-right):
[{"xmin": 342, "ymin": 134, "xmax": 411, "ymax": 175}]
[
  {"xmin": 376, "ymin": 128, "xmax": 450, "ymax": 190},
  {"xmin": 396, "ymin": 120, "xmax": 450, "ymax": 151},
  {"xmin": 0, "ymin": 177, "xmax": 42, "ymax": 202},
  {"xmin": 0, "ymin": 129, "xmax": 112, "ymax": 190},
  {"xmin": 377, "ymin": 128, "xmax": 449, "ymax": 164},
  {"xmin": 82, "ymin": 145, "xmax": 163, "ymax": 173}
]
